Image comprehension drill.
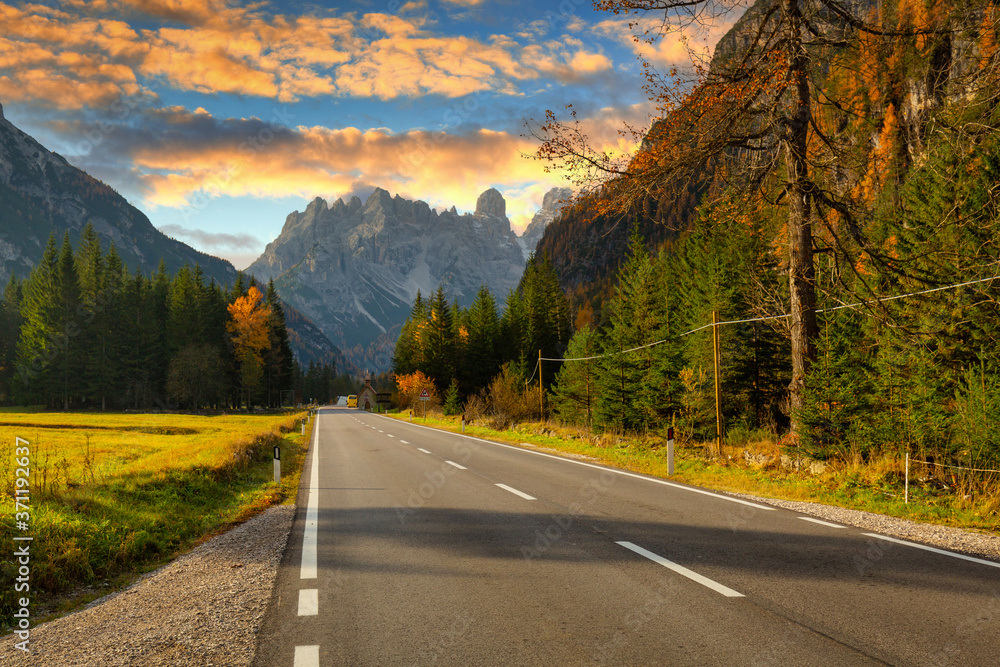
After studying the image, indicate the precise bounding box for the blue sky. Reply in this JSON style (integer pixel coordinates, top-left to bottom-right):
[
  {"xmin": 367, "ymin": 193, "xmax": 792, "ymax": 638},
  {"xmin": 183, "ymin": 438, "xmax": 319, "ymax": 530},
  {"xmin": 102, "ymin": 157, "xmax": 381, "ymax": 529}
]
[{"xmin": 0, "ymin": 0, "xmax": 735, "ymax": 268}]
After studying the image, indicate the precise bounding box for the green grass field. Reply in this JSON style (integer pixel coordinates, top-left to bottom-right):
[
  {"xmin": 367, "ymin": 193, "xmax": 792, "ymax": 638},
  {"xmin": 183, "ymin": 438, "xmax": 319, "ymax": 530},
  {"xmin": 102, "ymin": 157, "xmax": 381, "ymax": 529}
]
[{"xmin": 1, "ymin": 410, "xmax": 311, "ymax": 627}]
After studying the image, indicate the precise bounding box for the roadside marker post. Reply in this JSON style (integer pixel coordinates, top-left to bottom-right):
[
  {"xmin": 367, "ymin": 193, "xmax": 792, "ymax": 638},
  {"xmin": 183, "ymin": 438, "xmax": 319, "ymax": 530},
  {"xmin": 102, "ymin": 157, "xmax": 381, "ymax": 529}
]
[
  {"xmin": 667, "ymin": 426, "xmax": 675, "ymax": 476},
  {"xmin": 905, "ymin": 453, "xmax": 909, "ymax": 504},
  {"xmin": 273, "ymin": 445, "xmax": 281, "ymax": 483}
]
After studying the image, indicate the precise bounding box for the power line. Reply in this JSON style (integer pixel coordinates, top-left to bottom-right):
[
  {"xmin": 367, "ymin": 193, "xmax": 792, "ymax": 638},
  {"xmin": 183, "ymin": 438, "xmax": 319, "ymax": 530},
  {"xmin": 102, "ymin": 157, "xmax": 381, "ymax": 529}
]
[{"xmin": 543, "ymin": 273, "xmax": 1000, "ymax": 363}]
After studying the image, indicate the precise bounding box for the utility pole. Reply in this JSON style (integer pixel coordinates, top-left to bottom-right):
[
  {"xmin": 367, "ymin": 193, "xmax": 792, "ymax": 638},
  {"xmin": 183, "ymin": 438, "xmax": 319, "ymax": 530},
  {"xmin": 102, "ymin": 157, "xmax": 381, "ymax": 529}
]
[
  {"xmin": 538, "ymin": 349, "xmax": 544, "ymax": 422},
  {"xmin": 713, "ymin": 310, "xmax": 723, "ymax": 456}
]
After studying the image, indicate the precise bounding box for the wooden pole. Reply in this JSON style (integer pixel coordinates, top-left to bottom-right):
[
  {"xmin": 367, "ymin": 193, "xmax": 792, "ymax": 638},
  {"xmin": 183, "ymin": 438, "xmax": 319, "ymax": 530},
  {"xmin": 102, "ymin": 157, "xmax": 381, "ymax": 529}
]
[
  {"xmin": 713, "ymin": 310, "xmax": 723, "ymax": 456},
  {"xmin": 538, "ymin": 349, "xmax": 543, "ymax": 422}
]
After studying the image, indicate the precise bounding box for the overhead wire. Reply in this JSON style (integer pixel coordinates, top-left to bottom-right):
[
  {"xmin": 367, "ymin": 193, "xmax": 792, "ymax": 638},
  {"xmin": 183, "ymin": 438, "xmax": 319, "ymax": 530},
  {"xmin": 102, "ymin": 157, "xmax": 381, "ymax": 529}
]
[{"xmin": 542, "ymin": 273, "xmax": 1000, "ymax": 363}]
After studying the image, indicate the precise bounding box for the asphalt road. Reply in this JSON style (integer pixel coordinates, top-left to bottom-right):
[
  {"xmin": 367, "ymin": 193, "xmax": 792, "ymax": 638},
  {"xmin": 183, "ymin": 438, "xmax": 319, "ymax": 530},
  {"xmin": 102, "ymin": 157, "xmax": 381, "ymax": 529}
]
[{"xmin": 253, "ymin": 407, "xmax": 1000, "ymax": 666}]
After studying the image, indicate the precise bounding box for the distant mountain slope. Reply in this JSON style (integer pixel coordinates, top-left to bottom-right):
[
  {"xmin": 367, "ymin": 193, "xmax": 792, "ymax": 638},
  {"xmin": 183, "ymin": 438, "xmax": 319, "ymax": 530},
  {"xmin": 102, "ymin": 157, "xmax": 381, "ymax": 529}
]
[
  {"xmin": 282, "ymin": 301, "xmax": 356, "ymax": 373},
  {"xmin": 535, "ymin": 181, "xmax": 707, "ymax": 327},
  {"xmin": 247, "ymin": 187, "xmax": 569, "ymax": 371},
  {"xmin": 0, "ymin": 101, "xmax": 236, "ymax": 286}
]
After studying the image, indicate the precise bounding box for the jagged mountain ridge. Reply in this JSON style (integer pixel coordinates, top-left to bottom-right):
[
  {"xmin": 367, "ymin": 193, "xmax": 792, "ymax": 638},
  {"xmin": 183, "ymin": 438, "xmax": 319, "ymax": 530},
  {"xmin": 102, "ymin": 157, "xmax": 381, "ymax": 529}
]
[
  {"xmin": 247, "ymin": 186, "xmax": 569, "ymax": 371},
  {"xmin": 0, "ymin": 102, "xmax": 345, "ymax": 369},
  {"xmin": 0, "ymin": 101, "xmax": 236, "ymax": 287}
]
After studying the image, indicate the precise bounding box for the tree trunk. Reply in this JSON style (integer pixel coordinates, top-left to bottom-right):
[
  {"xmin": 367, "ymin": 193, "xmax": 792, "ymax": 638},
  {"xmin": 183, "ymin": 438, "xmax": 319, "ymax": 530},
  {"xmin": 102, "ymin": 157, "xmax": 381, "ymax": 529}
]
[{"xmin": 783, "ymin": 0, "xmax": 818, "ymax": 434}]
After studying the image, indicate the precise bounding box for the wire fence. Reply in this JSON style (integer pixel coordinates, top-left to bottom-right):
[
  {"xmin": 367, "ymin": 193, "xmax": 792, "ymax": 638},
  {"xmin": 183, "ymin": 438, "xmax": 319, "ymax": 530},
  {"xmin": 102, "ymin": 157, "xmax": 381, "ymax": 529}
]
[{"xmin": 912, "ymin": 459, "xmax": 1000, "ymax": 475}]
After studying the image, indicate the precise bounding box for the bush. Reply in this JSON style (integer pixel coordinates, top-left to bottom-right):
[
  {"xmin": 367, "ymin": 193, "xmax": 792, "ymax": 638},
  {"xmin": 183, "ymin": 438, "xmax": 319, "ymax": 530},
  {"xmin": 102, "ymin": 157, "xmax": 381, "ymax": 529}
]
[{"xmin": 465, "ymin": 363, "xmax": 537, "ymax": 430}]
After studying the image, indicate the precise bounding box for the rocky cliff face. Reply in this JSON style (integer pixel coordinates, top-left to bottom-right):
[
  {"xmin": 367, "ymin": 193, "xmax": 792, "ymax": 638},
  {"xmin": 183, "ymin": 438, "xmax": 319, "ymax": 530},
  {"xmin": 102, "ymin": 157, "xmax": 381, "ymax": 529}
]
[
  {"xmin": 519, "ymin": 187, "xmax": 572, "ymax": 259},
  {"xmin": 248, "ymin": 186, "xmax": 567, "ymax": 371},
  {"xmin": 0, "ymin": 103, "xmax": 236, "ymax": 286}
]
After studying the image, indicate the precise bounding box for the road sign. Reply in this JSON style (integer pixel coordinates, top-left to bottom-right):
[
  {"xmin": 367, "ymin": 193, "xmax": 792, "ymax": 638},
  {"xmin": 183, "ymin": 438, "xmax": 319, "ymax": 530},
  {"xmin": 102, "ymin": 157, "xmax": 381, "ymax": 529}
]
[{"xmin": 419, "ymin": 389, "xmax": 430, "ymax": 401}]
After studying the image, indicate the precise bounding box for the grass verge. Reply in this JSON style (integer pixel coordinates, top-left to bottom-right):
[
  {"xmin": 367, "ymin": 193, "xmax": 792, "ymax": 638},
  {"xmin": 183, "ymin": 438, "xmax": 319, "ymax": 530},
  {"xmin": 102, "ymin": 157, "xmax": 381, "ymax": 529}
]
[
  {"xmin": 388, "ymin": 412, "xmax": 1000, "ymax": 535},
  {"xmin": 1, "ymin": 410, "xmax": 311, "ymax": 628}
]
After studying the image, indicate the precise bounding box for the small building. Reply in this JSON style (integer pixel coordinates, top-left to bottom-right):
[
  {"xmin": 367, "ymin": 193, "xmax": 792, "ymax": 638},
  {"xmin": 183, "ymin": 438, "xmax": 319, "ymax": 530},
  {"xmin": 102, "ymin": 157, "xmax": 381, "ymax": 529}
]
[{"xmin": 357, "ymin": 372, "xmax": 379, "ymax": 411}]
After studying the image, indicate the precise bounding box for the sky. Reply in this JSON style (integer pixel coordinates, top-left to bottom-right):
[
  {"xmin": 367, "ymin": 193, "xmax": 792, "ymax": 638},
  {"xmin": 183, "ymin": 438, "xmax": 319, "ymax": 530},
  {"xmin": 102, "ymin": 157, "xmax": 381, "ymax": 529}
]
[{"xmin": 0, "ymin": 0, "xmax": 737, "ymax": 269}]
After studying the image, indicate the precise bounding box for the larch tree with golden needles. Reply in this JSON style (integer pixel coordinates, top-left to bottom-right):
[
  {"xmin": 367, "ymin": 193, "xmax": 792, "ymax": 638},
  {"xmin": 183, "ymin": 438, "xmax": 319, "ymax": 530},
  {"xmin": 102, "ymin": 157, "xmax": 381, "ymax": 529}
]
[
  {"xmin": 227, "ymin": 285, "xmax": 272, "ymax": 407},
  {"xmin": 532, "ymin": 0, "xmax": 946, "ymax": 434}
]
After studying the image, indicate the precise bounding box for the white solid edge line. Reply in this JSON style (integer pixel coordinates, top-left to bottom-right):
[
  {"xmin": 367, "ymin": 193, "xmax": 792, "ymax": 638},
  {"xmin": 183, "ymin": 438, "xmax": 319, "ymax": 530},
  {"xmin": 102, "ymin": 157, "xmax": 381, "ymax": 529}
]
[
  {"xmin": 862, "ymin": 533, "xmax": 1000, "ymax": 569},
  {"xmin": 617, "ymin": 541, "xmax": 744, "ymax": 598},
  {"xmin": 298, "ymin": 588, "xmax": 319, "ymax": 616},
  {"xmin": 294, "ymin": 645, "xmax": 320, "ymax": 667},
  {"xmin": 417, "ymin": 448, "xmax": 432, "ymax": 454},
  {"xmin": 798, "ymin": 517, "xmax": 845, "ymax": 529},
  {"xmin": 445, "ymin": 460, "xmax": 467, "ymax": 470},
  {"xmin": 496, "ymin": 483, "xmax": 536, "ymax": 500},
  {"xmin": 367, "ymin": 414, "xmax": 775, "ymax": 511},
  {"xmin": 300, "ymin": 412, "xmax": 320, "ymax": 580}
]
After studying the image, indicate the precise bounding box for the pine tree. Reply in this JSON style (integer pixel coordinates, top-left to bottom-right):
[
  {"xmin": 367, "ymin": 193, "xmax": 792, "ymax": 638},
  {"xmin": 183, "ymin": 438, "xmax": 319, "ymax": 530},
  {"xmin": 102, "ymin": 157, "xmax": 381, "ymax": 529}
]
[
  {"xmin": 423, "ymin": 287, "xmax": 455, "ymax": 390},
  {"xmin": 264, "ymin": 280, "xmax": 295, "ymax": 407},
  {"xmin": 0, "ymin": 274, "xmax": 23, "ymax": 402},
  {"xmin": 465, "ymin": 285, "xmax": 502, "ymax": 390},
  {"xmin": 593, "ymin": 227, "xmax": 679, "ymax": 433},
  {"xmin": 551, "ymin": 325, "xmax": 599, "ymax": 426},
  {"xmin": 54, "ymin": 233, "xmax": 82, "ymax": 410},
  {"xmin": 16, "ymin": 235, "xmax": 60, "ymax": 405}
]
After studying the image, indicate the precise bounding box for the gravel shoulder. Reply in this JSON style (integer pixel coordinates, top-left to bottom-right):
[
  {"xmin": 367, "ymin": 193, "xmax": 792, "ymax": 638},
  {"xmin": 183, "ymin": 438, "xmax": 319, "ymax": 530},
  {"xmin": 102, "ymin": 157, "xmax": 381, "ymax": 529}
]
[
  {"xmin": 730, "ymin": 491, "xmax": 1000, "ymax": 562},
  {"xmin": 0, "ymin": 504, "xmax": 295, "ymax": 667}
]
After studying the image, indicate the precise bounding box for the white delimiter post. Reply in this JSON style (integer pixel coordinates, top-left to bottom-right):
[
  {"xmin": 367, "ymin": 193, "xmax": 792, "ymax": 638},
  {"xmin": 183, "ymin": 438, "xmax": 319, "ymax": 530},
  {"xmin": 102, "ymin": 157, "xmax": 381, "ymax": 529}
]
[
  {"xmin": 667, "ymin": 426, "xmax": 675, "ymax": 476},
  {"xmin": 905, "ymin": 453, "xmax": 909, "ymax": 504},
  {"xmin": 274, "ymin": 445, "xmax": 281, "ymax": 483}
]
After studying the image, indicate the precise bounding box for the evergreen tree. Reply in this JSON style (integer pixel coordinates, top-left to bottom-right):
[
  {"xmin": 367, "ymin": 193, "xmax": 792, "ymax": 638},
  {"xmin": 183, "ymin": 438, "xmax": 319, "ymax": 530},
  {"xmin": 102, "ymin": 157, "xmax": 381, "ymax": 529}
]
[
  {"xmin": 54, "ymin": 233, "xmax": 82, "ymax": 410},
  {"xmin": 423, "ymin": 287, "xmax": 455, "ymax": 390},
  {"xmin": 16, "ymin": 235, "xmax": 60, "ymax": 405},
  {"xmin": 264, "ymin": 280, "xmax": 295, "ymax": 407},
  {"xmin": 594, "ymin": 227, "xmax": 679, "ymax": 433},
  {"xmin": 463, "ymin": 286, "xmax": 502, "ymax": 391},
  {"xmin": 0, "ymin": 274, "xmax": 23, "ymax": 402},
  {"xmin": 551, "ymin": 325, "xmax": 599, "ymax": 426}
]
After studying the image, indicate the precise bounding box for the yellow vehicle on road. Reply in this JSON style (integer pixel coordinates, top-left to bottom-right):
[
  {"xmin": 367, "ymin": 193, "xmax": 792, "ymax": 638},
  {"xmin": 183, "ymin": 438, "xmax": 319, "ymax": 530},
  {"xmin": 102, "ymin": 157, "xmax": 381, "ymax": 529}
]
[{"xmin": 347, "ymin": 395, "xmax": 358, "ymax": 408}]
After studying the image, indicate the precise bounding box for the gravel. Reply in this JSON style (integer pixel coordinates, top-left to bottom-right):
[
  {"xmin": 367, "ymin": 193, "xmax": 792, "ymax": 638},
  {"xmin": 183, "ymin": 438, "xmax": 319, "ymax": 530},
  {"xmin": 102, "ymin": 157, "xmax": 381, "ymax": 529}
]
[
  {"xmin": 729, "ymin": 492, "xmax": 1000, "ymax": 562},
  {"xmin": 0, "ymin": 504, "xmax": 295, "ymax": 667}
]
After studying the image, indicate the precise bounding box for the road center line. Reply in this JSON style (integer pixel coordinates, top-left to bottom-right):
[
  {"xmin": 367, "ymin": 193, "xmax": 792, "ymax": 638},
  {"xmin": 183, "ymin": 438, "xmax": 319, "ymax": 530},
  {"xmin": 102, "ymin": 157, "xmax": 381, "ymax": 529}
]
[
  {"xmin": 298, "ymin": 589, "xmax": 318, "ymax": 616},
  {"xmin": 375, "ymin": 415, "xmax": 775, "ymax": 511},
  {"xmin": 862, "ymin": 533, "xmax": 1000, "ymax": 569},
  {"xmin": 617, "ymin": 541, "xmax": 744, "ymax": 597},
  {"xmin": 400, "ymin": 440, "xmax": 409, "ymax": 445},
  {"xmin": 444, "ymin": 460, "xmax": 467, "ymax": 470},
  {"xmin": 386, "ymin": 434, "xmax": 395, "ymax": 438},
  {"xmin": 417, "ymin": 448, "xmax": 432, "ymax": 454},
  {"xmin": 300, "ymin": 413, "xmax": 320, "ymax": 580},
  {"xmin": 496, "ymin": 483, "xmax": 535, "ymax": 500},
  {"xmin": 294, "ymin": 645, "xmax": 320, "ymax": 667},
  {"xmin": 798, "ymin": 517, "xmax": 845, "ymax": 529}
]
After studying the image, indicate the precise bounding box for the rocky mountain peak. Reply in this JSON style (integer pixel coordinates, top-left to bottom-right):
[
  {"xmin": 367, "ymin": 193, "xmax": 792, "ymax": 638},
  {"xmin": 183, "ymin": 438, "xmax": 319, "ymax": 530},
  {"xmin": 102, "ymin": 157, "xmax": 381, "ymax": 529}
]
[
  {"xmin": 519, "ymin": 187, "xmax": 573, "ymax": 260},
  {"xmin": 0, "ymin": 101, "xmax": 4, "ymax": 121},
  {"xmin": 365, "ymin": 188, "xmax": 395, "ymax": 214},
  {"xmin": 305, "ymin": 196, "xmax": 327, "ymax": 215},
  {"xmin": 475, "ymin": 188, "xmax": 505, "ymax": 218}
]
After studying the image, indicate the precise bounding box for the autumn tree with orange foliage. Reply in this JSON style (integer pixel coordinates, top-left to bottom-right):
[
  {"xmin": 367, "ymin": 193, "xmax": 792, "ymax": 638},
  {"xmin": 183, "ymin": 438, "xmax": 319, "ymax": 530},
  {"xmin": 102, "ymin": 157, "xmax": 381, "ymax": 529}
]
[
  {"xmin": 532, "ymin": 0, "xmax": 945, "ymax": 432},
  {"xmin": 395, "ymin": 370, "xmax": 438, "ymax": 410},
  {"xmin": 227, "ymin": 285, "xmax": 273, "ymax": 407}
]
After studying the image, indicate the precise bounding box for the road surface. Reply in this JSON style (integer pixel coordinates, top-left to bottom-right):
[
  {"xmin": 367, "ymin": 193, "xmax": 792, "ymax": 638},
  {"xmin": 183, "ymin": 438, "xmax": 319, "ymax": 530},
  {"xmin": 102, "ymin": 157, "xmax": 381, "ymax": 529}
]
[{"xmin": 253, "ymin": 407, "xmax": 1000, "ymax": 666}]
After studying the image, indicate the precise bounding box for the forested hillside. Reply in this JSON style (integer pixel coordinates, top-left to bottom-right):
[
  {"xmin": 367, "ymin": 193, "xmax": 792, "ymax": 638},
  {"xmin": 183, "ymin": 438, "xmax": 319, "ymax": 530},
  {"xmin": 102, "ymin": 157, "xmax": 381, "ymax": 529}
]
[
  {"xmin": 517, "ymin": 0, "xmax": 1000, "ymax": 477},
  {"xmin": 0, "ymin": 224, "xmax": 351, "ymax": 409}
]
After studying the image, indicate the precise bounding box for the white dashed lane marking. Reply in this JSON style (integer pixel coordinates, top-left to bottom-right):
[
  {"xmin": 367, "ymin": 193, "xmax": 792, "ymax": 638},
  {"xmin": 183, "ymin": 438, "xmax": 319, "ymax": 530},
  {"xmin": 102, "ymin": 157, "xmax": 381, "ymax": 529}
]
[
  {"xmin": 495, "ymin": 483, "xmax": 535, "ymax": 500},
  {"xmin": 298, "ymin": 589, "xmax": 318, "ymax": 616},
  {"xmin": 617, "ymin": 541, "xmax": 744, "ymax": 598}
]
